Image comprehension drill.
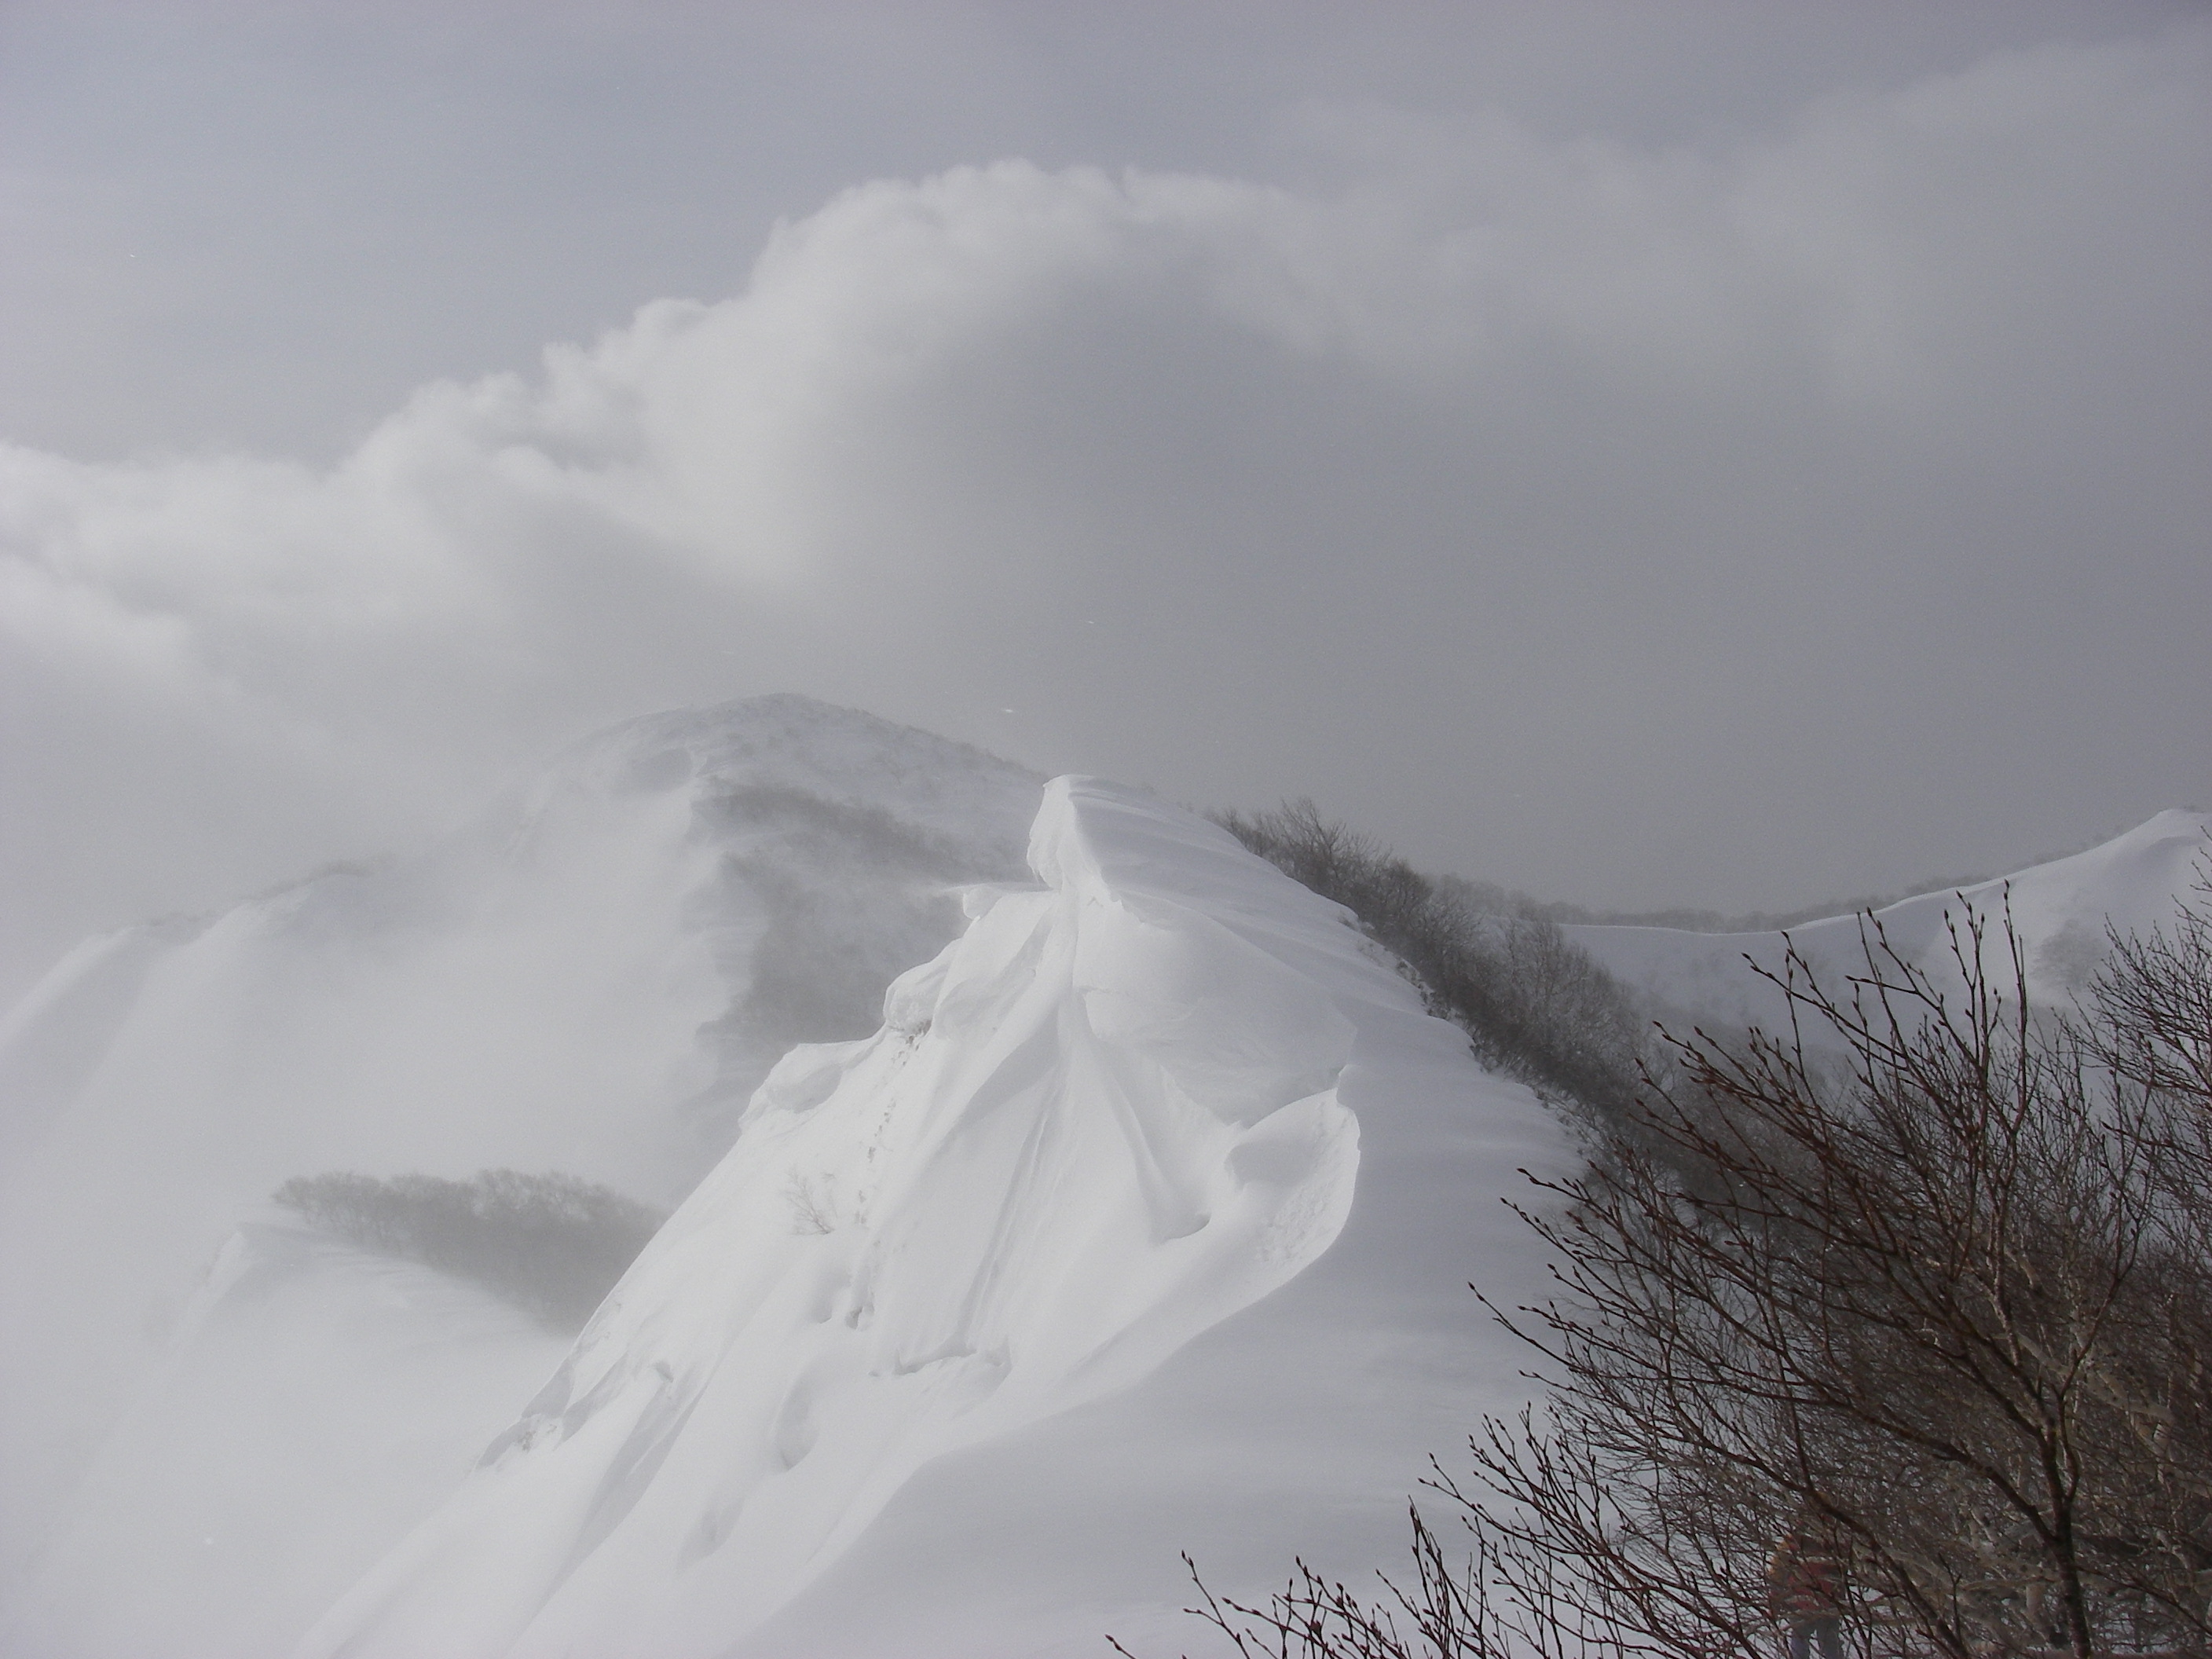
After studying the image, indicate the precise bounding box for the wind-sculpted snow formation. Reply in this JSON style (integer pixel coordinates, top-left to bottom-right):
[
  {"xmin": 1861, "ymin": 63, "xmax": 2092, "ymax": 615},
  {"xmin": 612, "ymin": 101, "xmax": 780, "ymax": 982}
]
[
  {"xmin": 1, "ymin": 711, "xmax": 1573, "ymax": 1659},
  {"xmin": 298, "ymin": 777, "xmax": 1379, "ymax": 1657}
]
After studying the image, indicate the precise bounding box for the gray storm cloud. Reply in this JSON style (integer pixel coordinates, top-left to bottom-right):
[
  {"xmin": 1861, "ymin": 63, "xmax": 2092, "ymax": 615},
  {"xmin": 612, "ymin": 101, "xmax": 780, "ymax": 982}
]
[{"xmin": 2, "ymin": 21, "xmax": 2208, "ymax": 1004}]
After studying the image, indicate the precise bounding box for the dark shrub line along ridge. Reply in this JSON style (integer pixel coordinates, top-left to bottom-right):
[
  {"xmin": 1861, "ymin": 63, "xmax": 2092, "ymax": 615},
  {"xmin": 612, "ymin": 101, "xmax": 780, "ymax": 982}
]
[
  {"xmin": 1141, "ymin": 820, "xmax": 2212, "ymax": 1659},
  {"xmin": 1217, "ymin": 799, "xmax": 1646, "ymax": 1117}
]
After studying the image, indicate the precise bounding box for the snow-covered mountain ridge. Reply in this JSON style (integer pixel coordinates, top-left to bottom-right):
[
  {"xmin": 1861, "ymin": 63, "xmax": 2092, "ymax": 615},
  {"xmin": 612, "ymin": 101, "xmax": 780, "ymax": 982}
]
[
  {"xmin": 1, "ymin": 693, "xmax": 2200, "ymax": 1658},
  {"xmin": 1568, "ymin": 808, "xmax": 2210, "ymax": 1038},
  {"xmin": 0, "ymin": 696, "xmax": 1043, "ymax": 1654},
  {"xmin": 0, "ymin": 705, "xmax": 1569, "ymax": 1658},
  {"xmin": 299, "ymin": 776, "xmax": 1402, "ymax": 1657}
]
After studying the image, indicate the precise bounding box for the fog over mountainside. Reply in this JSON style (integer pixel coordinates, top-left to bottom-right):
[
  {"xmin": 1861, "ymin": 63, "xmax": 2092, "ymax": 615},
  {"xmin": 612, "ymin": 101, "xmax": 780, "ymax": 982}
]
[
  {"xmin": 0, "ymin": 696, "xmax": 2203, "ymax": 1657},
  {"xmin": 5, "ymin": 16, "xmax": 2205, "ymax": 1015},
  {"xmin": 292, "ymin": 775, "xmax": 1558, "ymax": 1659},
  {"xmin": 4, "ymin": 9, "xmax": 2206, "ymax": 1654},
  {"xmin": 0, "ymin": 696, "xmax": 1039, "ymax": 1651}
]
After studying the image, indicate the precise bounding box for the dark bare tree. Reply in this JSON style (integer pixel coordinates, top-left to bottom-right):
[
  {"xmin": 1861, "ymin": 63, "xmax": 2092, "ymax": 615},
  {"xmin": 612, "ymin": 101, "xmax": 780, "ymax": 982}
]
[{"xmin": 1137, "ymin": 880, "xmax": 2212, "ymax": 1659}]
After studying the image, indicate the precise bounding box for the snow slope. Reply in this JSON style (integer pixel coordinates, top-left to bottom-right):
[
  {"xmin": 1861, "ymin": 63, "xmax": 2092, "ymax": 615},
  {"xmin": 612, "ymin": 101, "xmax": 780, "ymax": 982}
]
[
  {"xmin": 0, "ymin": 696, "xmax": 1041, "ymax": 1653},
  {"xmin": 298, "ymin": 776, "xmax": 1573, "ymax": 1659},
  {"xmin": 2, "ymin": 1225, "xmax": 571, "ymax": 1659},
  {"xmin": 1568, "ymin": 810, "xmax": 2212, "ymax": 1040},
  {"xmin": 16, "ymin": 690, "xmax": 2184, "ymax": 1658}
]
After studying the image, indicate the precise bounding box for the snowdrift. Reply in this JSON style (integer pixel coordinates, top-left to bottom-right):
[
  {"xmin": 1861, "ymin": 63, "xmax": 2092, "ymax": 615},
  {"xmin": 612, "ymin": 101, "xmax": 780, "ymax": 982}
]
[
  {"xmin": 296, "ymin": 775, "xmax": 1569, "ymax": 1659},
  {"xmin": 1, "ymin": 701, "xmax": 1562, "ymax": 1659}
]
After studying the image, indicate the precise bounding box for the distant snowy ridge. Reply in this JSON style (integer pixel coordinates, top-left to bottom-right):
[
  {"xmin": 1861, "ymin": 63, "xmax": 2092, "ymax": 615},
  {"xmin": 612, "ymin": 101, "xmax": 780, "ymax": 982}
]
[
  {"xmin": 298, "ymin": 777, "xmax": 1372, "ymax": 1658},
  {"xmin": 1569, "ymin": 808, "xmax": 2212, "ymax": 1038}
]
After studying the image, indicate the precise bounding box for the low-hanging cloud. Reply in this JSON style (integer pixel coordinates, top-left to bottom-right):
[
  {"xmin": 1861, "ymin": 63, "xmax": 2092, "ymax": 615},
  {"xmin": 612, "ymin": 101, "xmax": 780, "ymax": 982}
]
[{"xmin": 4, "ymin": 23, "xmax": 2207, "ymax": 1004}]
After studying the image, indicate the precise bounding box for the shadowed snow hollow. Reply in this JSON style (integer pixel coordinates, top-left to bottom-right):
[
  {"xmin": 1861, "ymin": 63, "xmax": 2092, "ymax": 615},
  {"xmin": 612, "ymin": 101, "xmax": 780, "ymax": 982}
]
[{"xmin": 298, "ymin": 776, "xmax": 1570, "ymax": 1659}]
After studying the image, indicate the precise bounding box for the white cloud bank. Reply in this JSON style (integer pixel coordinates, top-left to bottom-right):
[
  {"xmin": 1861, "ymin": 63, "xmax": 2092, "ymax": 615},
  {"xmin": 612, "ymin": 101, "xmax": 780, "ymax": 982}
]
[{"xmin": 4, "ymin": 24, "xmax": 2208, "ymax": 1002}]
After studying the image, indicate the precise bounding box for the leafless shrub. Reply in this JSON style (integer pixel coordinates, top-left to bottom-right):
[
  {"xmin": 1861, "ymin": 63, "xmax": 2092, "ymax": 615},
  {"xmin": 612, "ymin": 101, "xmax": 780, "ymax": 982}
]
[
  {"xmin": 783, "ymin": 1170, "xmax": 839, "ymax": 1234},
  {"xmin": 1217, "ymin": 800, "xmax": 1646, "ymax": 1115},
  {"xmin": 1146, "ymin": 884, "xmax": 2212, "ymax": 1659},
  {"xmin": 2087, "ymin": 864, "xmax": 2212, "ymax": 1117}
]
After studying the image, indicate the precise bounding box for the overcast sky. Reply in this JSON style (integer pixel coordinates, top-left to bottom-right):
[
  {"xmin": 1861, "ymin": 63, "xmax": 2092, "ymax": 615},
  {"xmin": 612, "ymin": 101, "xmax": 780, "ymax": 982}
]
[{"xmin": 3, "ymin": 0, "xmax": 2208, "ymax": 1005}]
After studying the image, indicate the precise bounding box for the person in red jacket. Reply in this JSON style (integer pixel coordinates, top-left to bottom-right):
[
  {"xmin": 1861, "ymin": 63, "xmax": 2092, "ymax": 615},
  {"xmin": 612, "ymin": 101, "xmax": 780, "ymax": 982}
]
[{"xmin": 1769, "ymin": 1518, "xmax": 1848, "ymax": 1659}]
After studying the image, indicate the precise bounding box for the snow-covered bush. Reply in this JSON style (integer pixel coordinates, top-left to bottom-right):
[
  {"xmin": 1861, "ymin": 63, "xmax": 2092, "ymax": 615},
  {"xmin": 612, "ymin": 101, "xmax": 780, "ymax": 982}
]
[
  {"xmin": 1217, "ymin": 800, "xmax": 1645, "ymax": 1115},
  {"xmin": 272, "ymin": 1168, "xmax": 665, "ymax": 1327}
]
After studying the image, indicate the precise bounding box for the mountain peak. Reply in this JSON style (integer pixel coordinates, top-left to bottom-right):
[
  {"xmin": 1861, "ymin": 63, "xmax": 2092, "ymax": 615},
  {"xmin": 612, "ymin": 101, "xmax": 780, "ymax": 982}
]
[{"xmin": 543, "ymin": 694, "xmax": 1043, "ymax": 851}]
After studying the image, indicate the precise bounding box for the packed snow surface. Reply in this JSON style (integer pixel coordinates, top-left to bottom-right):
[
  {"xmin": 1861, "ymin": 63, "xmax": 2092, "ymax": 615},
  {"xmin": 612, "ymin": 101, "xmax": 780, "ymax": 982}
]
[{"xmin": 297, "ymin": 775, "xmax": 1567, "ymax": 1658}]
